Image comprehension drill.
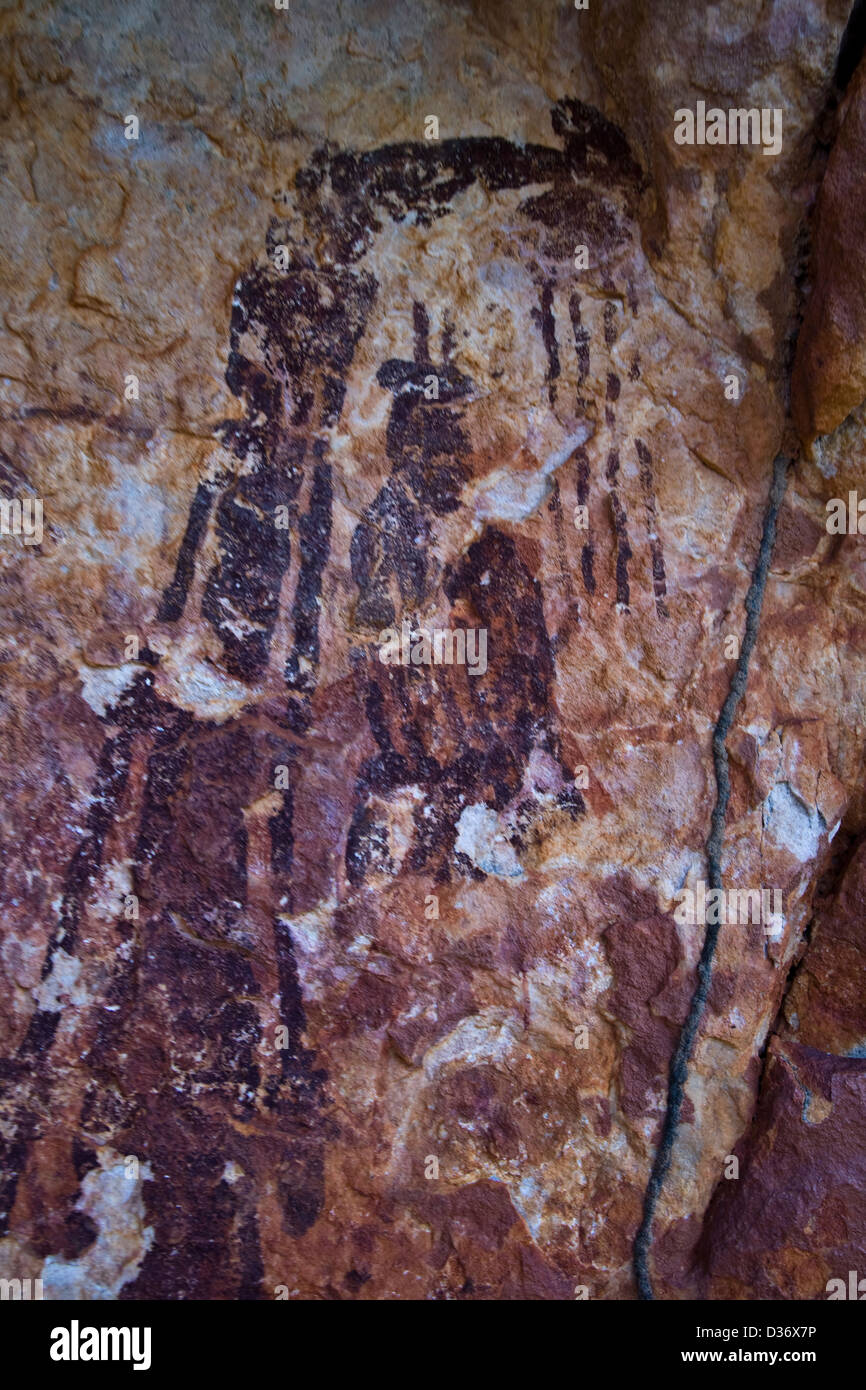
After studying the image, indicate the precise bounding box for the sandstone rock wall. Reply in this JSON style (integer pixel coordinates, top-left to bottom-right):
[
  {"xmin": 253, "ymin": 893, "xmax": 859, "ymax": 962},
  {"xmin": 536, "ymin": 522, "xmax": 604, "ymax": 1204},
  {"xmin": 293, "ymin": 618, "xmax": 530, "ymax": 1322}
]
[{"xmin": 0, "ymin": 0, "xmax": 864, "ymax": 1300}]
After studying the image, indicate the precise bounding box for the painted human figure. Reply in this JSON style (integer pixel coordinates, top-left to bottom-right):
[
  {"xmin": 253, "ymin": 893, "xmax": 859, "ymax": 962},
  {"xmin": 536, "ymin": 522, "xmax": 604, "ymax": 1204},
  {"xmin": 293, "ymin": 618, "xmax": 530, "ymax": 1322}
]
[{"xmin": 1, "ymin": 102, "xmax": 665, "ymax": 1296}]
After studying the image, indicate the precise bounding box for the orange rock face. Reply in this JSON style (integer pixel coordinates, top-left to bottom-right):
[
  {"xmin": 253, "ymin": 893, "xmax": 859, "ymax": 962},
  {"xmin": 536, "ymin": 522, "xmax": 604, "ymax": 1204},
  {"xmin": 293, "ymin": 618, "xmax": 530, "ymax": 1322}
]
[{"xmin": 1, "ymin": 0, "xmax": 866, "ymax": 1302}]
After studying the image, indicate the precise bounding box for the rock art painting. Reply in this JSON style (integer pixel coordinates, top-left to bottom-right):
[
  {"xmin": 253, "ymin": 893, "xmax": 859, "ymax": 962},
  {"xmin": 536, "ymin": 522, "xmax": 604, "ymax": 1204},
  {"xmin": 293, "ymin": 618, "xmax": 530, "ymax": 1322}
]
[{"xmin": 1, "ymin": 0, "xmax": 866, "ymax": 1328}]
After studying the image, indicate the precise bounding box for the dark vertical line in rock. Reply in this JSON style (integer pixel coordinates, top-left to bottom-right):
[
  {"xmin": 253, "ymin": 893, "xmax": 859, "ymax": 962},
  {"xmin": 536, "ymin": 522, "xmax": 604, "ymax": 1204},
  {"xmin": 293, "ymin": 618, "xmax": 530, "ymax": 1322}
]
[
  {"xmin": 568, "ymin": 291, "xmax": 590, "ymax": 395},
  {"xmin": 835, "ymin": 0, "xmax": 866, "ymax": 88},
  {"xmin": 707, "ymin": 453, "xmax": 790, "ymax": 887},
  {"xmin": 533, "ymin": 279, "xmax": 560, "ymax": 405},
  {"xmin": 635, "ymin": 438, "xmax": 669, "ymax": 618},
  {"xmin": 603, "ymin": 301, "xmax": 617, "ymax": 346},
  {"xmin": 413, "ymin": 300, "xmax": 431, "ymax": 364},
  {"xmin": 269, "ymin": 787, "xmax": 295, "ymax": 881},
  {"xmin": 633, "ymin": 451, "xmax": 791, "ymax": 1301},
  {"xmin": 156, "ymin": 479, "xmax": 216, "ymax": 622},
  {"xmin": 574, "ymin": 445, "xmax": 595, "ymax": 595},
  {"xmin": 605, "ymin": 370, "xmax": 620, "ymax": 428},
  {"xmin": 605, "ymin": 447, "xmax": 632, "ymax": 608},
  {"xmin": 0, "ymin": 1132, "xmax": 30, "ymax": 1238},
  {"xmin": 604, "ymin": 373, "xmax": 631, "ymax": 606},
  {"xmin": 285, "ymin": 449, "xmax": 333, "ymax": 695}
]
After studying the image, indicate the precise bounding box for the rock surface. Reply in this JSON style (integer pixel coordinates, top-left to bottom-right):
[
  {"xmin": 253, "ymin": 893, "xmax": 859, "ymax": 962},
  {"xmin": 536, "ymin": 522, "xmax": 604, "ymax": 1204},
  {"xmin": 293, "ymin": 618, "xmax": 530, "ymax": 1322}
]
[
  {"xmin": 793, "ymin": 57, "xmax": 866, "ymax": 443},
  {"xmin": 695, "ymin": 835, "xmax": 866, "ymax": 1300},
  {"xmin": 0, "ymin": 0, "xmax": 865, "ymax": 1300}
]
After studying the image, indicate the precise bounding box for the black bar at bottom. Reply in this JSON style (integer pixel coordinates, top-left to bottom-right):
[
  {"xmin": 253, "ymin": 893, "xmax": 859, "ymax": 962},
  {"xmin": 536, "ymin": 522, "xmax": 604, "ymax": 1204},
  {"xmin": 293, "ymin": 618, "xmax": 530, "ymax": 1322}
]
[{"xmin": 2, "ymin": 1296, "xmax": 859, "ymax": 1378}]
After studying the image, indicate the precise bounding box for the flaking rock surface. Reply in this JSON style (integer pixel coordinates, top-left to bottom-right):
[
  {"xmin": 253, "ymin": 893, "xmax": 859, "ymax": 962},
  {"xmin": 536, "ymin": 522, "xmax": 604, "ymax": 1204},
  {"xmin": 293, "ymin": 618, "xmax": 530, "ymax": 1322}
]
[{"xmin": 1, "ymin": 0, "xmax": 865, "ymax": 1300}]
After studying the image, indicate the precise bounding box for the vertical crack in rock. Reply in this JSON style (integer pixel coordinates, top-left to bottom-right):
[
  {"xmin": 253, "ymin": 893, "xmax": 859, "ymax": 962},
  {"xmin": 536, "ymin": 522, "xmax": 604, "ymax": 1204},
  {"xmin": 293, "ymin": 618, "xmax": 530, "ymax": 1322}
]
[
  {"xmin": 634, "ymin": 452, "xmax": 792, "ymax": 1300},
  {"xmin": 633, "ymin": 0, "xmax": 866, "ymax": 1295},
  {"xmin": 835, "ymin": 0, "xmax": 866, "ymax": 88}
]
